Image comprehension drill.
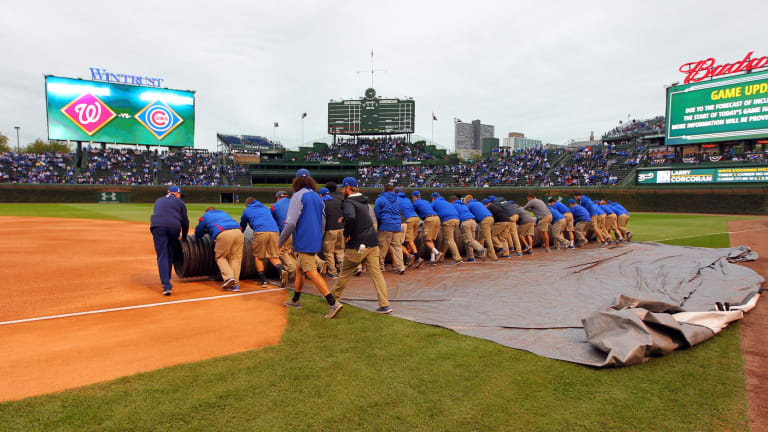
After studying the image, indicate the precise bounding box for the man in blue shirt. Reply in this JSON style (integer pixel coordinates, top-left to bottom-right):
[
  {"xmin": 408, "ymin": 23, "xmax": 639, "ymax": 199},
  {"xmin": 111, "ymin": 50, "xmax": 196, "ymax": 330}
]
[
  {"xmin": 396, "ymin": 187, "xmax": 420, "ymax": 266},
  {"xmin": 464, "ymin": 194, "xmax": 497, "ymax": 261},
  {"xmin": 549, "ymin": 197, "xmax": 575, "ymax": 249},
  {"xmin": 450, "ymin": 195, "xmax": 485, "ymax": 262},
  {"xmin": 431, "ymin": 192, "xmax": 462, "ymax": 265},
  {"xmin": 240, "ymin": 197, "xmax": 289, "ymax": 287},
  {"xmin": 374, "ymin": 184, "xmax": 406, "ymax": 274},
  {"xmin": 270, "ymin": 191, "xmax": 297, "ymax": 274},
  {"xmin": 546, "ymin": 203, "xmax": 569, "ymax": 249},
  {"xmin": 574, "ymin": 192, "xmax": 607, "ymax": 246},
  {"xmin": 598, "ymin": 200, "xmax": 624, "ymax": 242},
  {"xmin": 277, "ymin": 169, "xmax": 341, "ymax": 319},
  {"xmin": 195, "ymin": 207, "xmax": 245, "ymax": 292},
  {"xmin": 149, "ymin": 185, "xmax": 188, "ymax": 296},
  {"xmin": 609, "ymin": 200, "xmax": 632, "ymax": 241},
  {"xmin": 567, "ymin": 199, "xmax": 591, "ymax": 247},
  {"xmin": 412, "ymin": 191, "xmax": 441, "ymax": 265}
]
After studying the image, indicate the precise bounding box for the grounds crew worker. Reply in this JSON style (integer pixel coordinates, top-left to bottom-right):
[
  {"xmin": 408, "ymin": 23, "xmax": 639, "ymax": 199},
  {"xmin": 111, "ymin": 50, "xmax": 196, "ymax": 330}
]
[
  {"xmin": 150, "ymin": 185, "xmax": 188, "ymax": 296},
  {"xmin": 240, "ymin": 197, "xmax": 289, "ymax": 287},
  {"xmin": 608, "ymin": 200, "xmax": 632, "ymax": 241},
  {"xmin": 546, "ymin": 201, "xmax": 570, "ymax": 250},
  {"xmin": 450, "ymin": 195, "xmax": 486, "ymax": 262},
  {"xmin": 331, "ymin": 177, "xmax": 392, "ymax": 315},
  {"xmin": 524, "ymin": 193, "xmax": 553, "ymax": 253},
  {"xmin": 374, "ymin": 184, "xmax": 406, "ymax": 274},
  {"xmin": 319, "ymin": 187, "xmax": 344, "ymax": 278},
  {"xmin": 464, "ymin": 194, "xmax": 497, "ymax": 261},
  {"xmin": 195, "ymin": 207, "xmax": 244, "ymax": 292},
  {"xmin": 574, "ymin": 192, "xmax": 607, "ymax": 246},
  {"xmin": 431, "ymin": 192, "xmax": 463, "ymax": 265},
  {"xmin": 395, "ymin": 186, "xmax": 420, "ymax": 267},
  {"xmin": 567, "ymin": 199, "xmax": 591, "ymax": 247},
  {"xmin": 278, "ymin": 168, "xmax": 341, "ymax": 319},
  {"xmin": 549, "ymin": 197, "xmax": 575, "ymax": 249},
  {"xmin": 412, "ymin": 191, "xmax": 441, "ymax": 266},
  {"xmin": 599, "ymin": 200, "xmax": 623, "ymax": 242},
  {"xmin": 484, "ymin": 198, "xmax": 512, "ymax": 258},
  {"xmin": 270, "ymin": 191, "xmax": 297, "ymax": 275}
]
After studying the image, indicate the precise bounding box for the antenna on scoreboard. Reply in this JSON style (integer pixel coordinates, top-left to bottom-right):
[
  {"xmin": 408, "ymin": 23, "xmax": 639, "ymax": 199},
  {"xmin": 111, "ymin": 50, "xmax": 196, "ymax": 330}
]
[{"xmin": 357, "ymin": 49, "xmax": 387, "ymax": 88}]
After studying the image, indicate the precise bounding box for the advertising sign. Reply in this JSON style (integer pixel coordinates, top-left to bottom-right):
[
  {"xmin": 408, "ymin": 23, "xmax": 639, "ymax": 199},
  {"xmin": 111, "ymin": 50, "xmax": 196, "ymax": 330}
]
[{"xmin": 637, "ymin": 166, "xmax": 768, "ymax": 184}]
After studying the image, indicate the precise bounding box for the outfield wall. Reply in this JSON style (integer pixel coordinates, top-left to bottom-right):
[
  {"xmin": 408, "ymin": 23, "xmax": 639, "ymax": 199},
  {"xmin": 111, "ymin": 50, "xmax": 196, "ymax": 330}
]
[{"xmin": 0, "ymin": 184, "xmax": 766, "ymax": 215}]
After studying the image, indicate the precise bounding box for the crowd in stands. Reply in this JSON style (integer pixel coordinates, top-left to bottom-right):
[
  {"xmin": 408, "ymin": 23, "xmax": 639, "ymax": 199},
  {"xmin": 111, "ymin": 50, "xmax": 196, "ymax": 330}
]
[
  {"xmin": 604, "ymin": 116, "xmax": 665, "ymax": 138},
  {"xmin": 305, "ymin": 137, "xmax": 435, "ymax": 162},
  {"xmin": 78, "ymin": 148, "xmax": 155, "ymax": 185},
  {"xmin": 545, "ymin": 145, "xmax": 642, "ymax": 186},
  {"xmin": 0, "ymin": 152, "xmax": 75, "ymax": 183}
]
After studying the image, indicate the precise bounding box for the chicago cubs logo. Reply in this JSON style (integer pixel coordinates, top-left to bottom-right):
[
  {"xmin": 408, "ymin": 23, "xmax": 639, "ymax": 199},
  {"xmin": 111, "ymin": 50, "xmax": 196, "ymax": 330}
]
[
  {"xmin": 134, "ymin": 100, "xmax": 183, "ymax": 140},
  {"xmin": 60, "ymin": 93, "xmax": 117, "ymax": 136}
]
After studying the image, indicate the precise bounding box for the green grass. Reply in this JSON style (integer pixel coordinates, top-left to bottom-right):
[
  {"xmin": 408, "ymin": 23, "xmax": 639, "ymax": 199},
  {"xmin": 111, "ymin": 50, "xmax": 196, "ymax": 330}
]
[{"xmin": 0, "ymin": 206, "xmax": 759, "ymax": 431}]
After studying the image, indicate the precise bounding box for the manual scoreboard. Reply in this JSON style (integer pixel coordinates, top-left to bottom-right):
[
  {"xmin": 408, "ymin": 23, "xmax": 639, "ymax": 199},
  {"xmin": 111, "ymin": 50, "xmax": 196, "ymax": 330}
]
[{"xmin": 328, "ymin": 88, "xmax": 414, "ymax": 135}]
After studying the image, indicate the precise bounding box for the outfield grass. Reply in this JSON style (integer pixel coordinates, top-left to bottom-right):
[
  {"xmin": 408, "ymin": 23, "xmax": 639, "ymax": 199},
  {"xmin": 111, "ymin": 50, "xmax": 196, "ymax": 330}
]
[{"xmin": 0, "ymin": 206, "xmax": 758, "ymax": 431}]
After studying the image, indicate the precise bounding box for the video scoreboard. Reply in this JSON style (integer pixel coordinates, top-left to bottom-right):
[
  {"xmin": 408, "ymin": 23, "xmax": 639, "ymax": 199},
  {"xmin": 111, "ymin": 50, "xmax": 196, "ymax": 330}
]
[{"xmin": 328, "ymin": 88, "xmax": 414, "ymax": 135}]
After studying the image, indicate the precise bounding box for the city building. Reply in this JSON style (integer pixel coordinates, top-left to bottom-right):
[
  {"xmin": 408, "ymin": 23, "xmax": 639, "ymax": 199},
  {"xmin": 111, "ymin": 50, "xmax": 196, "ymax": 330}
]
[
  {"xmin": 502, "ymin": 132, "xmax": 543, "ymax": 151},
  {"xmin": 455, "ymin": 120, "xmax": 494, "ymax": 160}
]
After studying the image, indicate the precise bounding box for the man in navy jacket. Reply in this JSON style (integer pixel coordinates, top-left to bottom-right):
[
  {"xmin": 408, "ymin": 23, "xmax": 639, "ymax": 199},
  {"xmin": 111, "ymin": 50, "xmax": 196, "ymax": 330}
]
[{"xmin": 150, "ymin": 186, "xmax": 188, "ymax": 296}]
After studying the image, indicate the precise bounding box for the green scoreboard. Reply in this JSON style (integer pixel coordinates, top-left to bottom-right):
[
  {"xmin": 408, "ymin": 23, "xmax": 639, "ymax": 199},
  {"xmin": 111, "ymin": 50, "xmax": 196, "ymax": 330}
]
[
  {"xmin": 665, "ymin": 69, "xmax": 768, "ymax": 145},
  {"xmin": 328, "ymin": 88, "xmax": 414, "ymax": 135}
]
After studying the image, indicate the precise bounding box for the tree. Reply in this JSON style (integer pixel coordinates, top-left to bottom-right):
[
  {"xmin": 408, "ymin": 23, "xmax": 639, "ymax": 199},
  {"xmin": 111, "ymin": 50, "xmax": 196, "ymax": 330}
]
[
  {"xmin": 24, "ymin": 139, "xmax": 71, "ymax": 154},
  {"xmin": 0, "ymin": 133, "xmax": 9, "ymax": 153}
]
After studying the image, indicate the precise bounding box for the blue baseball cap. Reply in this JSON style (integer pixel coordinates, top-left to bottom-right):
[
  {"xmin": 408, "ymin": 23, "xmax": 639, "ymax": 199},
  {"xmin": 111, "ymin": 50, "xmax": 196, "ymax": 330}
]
[
  {"xmin": 567, "ymin": 199, "xmax": 576, "ymax": 205},
  {"xmin": 275, "ymin": 190, "xmax": 288, "ymax": 199},
  {"xmin": 488, "ymin": 195, "xmax": 496, "ymax": 202},
  {"xmin": 607, "ymin": 200, "xmax": 613, "ymax": 204},
  {"xmin": 168, "ymin": 186, "xmax": 184, "ymax": 197},
  {"xmin": 412, "ymin": 191, "xmax": 421, "ymax": 197},
  {"xmin": 341, "ymin": 177, "xmax": 358, "ymax": 188},
  {"xmin": 482, "ymin": 199, "xmax": 490, "ymax": 204},
  {"xmin": 431, "ymin": 192, "xmax": 441, "ymax": 199},
  {"xmin": 296, "ymin": 168, "xmax": 311, "ymax": 178},
  {"xmin": 318, "ymin": 187, "xmax": 329, "ymax": 196}
]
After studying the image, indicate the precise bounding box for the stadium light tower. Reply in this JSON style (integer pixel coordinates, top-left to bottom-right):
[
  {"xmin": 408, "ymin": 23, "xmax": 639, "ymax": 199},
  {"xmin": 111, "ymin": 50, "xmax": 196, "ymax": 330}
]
[
  {"xmin": 357, "ymin": 49, "xmax": 386, "ymax": 88},
  {"xmin": 14, "ymin": 126, "xmax": 20, "ymax": 152}
]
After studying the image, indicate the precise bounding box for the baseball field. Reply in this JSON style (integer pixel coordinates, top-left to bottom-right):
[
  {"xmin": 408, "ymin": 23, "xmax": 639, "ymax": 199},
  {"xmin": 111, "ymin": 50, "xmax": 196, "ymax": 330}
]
[{"xmin": 0, "ymin": 203, "xmax": 766, "ymax": 431}]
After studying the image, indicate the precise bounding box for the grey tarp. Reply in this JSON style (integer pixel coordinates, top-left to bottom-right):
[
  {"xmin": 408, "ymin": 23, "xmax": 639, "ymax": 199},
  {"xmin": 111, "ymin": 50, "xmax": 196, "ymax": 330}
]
[{"xmin": 318, "ymin": 242, "xmax": 763, "ymax": 367}]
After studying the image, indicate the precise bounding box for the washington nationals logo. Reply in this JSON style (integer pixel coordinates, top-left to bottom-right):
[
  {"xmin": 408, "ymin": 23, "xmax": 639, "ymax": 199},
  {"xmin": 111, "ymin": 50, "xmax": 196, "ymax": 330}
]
[
  {"xmin": 134, "ymin": 100, "xmax": 183, "ymax": 140},
  {"xmin": 60, "ymin": 93, "xmax": 117, "ymax": 136}
]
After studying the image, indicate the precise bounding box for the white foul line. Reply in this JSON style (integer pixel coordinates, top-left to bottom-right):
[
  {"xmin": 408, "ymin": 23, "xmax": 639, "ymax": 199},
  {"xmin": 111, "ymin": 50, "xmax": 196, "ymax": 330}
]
[
  {"xmin": 648, "ymin": 227, "xmax": 768, "ymax": 243},
  {"xmin": 0, "ymin": 288, "xmax": 285, "ymax": 327}
]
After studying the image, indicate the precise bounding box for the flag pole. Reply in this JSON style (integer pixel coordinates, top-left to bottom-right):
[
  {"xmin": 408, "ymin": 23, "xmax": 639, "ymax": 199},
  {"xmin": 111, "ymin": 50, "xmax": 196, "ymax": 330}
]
[
  {"xmin": 431, "ymin": 111, "xmax": 434, "ymax": 147},
  {"xmin": 301, "ymin": 116, "xmax": 304, "ymax": 146}
]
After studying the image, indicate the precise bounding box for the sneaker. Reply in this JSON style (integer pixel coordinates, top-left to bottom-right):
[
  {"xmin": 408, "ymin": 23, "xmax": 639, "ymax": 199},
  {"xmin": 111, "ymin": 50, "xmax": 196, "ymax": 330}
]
[
  {"xmin": 353, "ymin": 268, "xmax": 363, "ymax": 277},
  {"xmin": 407, "ymin": 254, "xmax": 416, "ymax": 267},
  {"xmin": 545, "ymin": 249, "xmax": 551, "ymax": 253},
  {"xmin": 221, "ymin": 278, "xmax": 236, "ymax": 290},
  {"xmin": 398, "ymin": 269, "xmax": 406, "ymax": 275},
  {"xmin": 325, "ymin": 302, "xmax": 343, "ymax": 319},
  {"xmin": 231, "ymin": 284, "xmax": 240, "ymax": 292},
  {"xmin": 499, "ymin": 254, "xmax": 511, "ymax": 259},
  {"xmin": 280, "ymin": 270, "xmax": 289, "ymax": 288},
  {"xmin": 284, "ymin": 299, "xmax": 302, "ymax": 308},
  {"xmin": 162, "ymin": 288, "xmax": 171, "ymax": 296},
  {"xmin": 567, "ymin": 245, "xmax": 575, "ymax": 249},
  {"xmin": 479, "ymin": 248, "xmax": 487, "ymax": 261},
  {"xmin": 627, "ymin": 232, "xmax": 633, "ymax": 241},
  {"xmin": 513, "ymin": 252, "xmax": 523, "ymax": 257},
  {"xmin": 415, "ymin": 257, "xmax": 425, "ymax": 268},
  {"xmin": 325, "ymin": 271, "xmax": 338, "ymax": 279},
  {"xmin": 524, "ymin": 249, "xmax": 534, "ymax": 255},
  {"xmin": 466, "ymin": 258, "xmax": 476, "ymax": 263},
  {"xmin": 455, "ymin": 260, "xmax": 464, "ymax": 265},
  {"xmin": 600, "ymin": 242, "xmax": 608, "ymax": 247},
  {"xmin": 433, "ymin": 251, "xmax": 442, "ymax": 262},
  {"xmin": 376, "ymin": 306, "xmax": 393, "ymax": 314}
]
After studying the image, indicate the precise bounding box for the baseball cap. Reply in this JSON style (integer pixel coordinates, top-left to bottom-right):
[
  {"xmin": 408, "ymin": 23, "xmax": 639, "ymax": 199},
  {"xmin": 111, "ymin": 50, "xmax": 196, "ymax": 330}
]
[
  {"xmin": 168, "ymin": 186, "xmax": 184, "ymax": 197},
  {"xmin": 567, "ymin": 199, "xmax": 576, "ymax": 205},
  {"xmin": 431, "ymin": 192, "xmax": 441, "ymax": 199},
  {"xmin": 488, "ymin": 195, "xmax": 496, "ymax": 202},
  {"xmin": 412, "ymin": 191, "xmax": 421, "ymax": 197},
  {"xmin": 547, "ymin": 197, "xmax": 556, "ymax": 203},
  {"xmin": 318, "ymin": 187, "xmax": 329, "ymax": 196},
  {"xmin": 394, "ymin": 186, "xmax": 403, "ymax": 193},
  {"xmin": 482, "ymin": 199, "xmax": 490, "ymax": 204},
  {"xmin": 275, "ymin": 190, "xmax": 288, "ymax": 199},
  {"xmin": 296, "ymin": 168, "xmax": 311, "ymax": 178},
  {"xmin": 340, "ymin": 177, "xmax": 358, "ymax": 188}
]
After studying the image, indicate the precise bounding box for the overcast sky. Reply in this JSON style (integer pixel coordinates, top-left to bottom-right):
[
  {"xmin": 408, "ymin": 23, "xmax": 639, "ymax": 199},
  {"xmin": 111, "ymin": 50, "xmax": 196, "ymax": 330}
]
[{"xmin": 2, "ymin": 0, "xmax": 767, "ymax": 152}]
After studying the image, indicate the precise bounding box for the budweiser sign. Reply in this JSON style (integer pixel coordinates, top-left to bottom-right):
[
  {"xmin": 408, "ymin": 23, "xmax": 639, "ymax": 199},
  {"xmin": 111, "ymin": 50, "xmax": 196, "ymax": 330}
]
[{"xmin": 679, "ymin": 52, "xmax": 768, "ymax": 84}]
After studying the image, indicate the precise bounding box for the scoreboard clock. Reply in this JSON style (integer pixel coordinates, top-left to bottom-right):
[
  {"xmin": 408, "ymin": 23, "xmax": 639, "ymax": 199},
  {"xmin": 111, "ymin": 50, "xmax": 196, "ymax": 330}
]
[{"xmin": 328, "ymin": 88, "xmax": 415, "ymax": 135}]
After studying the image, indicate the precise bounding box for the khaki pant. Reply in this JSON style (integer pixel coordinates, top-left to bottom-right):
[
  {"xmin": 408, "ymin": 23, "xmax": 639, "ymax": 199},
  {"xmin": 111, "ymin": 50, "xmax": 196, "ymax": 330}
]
[
  {"xmin": 589, "ymin": 215, "xmax": 601, "ymax": 239},
  {"xmin": 378, "ymin": 230, "xmax": 405, "ymax": 271},
  {"xmin": 278, "ymin": 235, "xmax": 297, "ymax": 273},
  {"xmin": 537, "ymin": 214, "xmax": 553, "ymax": 233},
  {"xmin": 519, "ymin": 222, "xmax": 534, "ymax": 237},
  {"xmin": 333, "ymin": 247, "xmax": 389, "ymax": 307},
  {"xmin": 322, "ymin": 229, "xmax": 344, "ymax": 276},
  {"xmin": 617, "ymin": 214, "xmax": 630, "ymax": 237},
  {"xmin": 564, "ymin": 212, "xmax": 574, "ymax": 232},
  {"xmin": 598, "ymin": 214, "xmax": 610, "ymax": 239},
  {"xmin": 507, "ymin": 217, "xmax": 522, "ymax": 254},
  {"xmin": 404, "ymin": 217, "xmax": 419, "ymax": 242},
  {"xmin": 478, "ymin": 216, "xmax": 497, "ymax": 260},
  {"xmin": 550, "ymin": 218, "xmax": 568, "ymax": 249},
  {"xmin": 574, "ymin": 221, "xmax": 589, "ymax": 246},
  {"xmin": 460, "ymin": 219, "xmax": 484, "ymax": 259},
  {"xmin": 492, "ymin": 221, "xmax": 511, "ymax": 254},
  {"xmin": 215, "ymin": 229, "xmax": 244, "ymax": 283},
  {"xmin": 422, "ymin": 215, "xmax": 440, "ymax": 240},
  {"xmin": 606, "ymin": 214, "xmax": 619, "ymax": 239},
  {"xmin": 439, "ymin": 219, "xmax": 461, "ymax": 262},
  {"xmin": 252, "ymin": 231, "xmax": 279, "ymax": 259}
]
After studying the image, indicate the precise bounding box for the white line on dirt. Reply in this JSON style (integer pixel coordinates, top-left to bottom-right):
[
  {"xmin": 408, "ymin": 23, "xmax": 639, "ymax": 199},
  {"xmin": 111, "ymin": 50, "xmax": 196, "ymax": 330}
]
[{"xmin": 0, "ymin": 288, "xmax": 285, "ymax": 327}]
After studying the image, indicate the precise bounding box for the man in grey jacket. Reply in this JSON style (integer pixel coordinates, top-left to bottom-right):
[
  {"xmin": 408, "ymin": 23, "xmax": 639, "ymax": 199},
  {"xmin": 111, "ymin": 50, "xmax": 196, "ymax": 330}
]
[{"xmin": 523, "ymin": 193, "xmax": 553, "ymax": 253}]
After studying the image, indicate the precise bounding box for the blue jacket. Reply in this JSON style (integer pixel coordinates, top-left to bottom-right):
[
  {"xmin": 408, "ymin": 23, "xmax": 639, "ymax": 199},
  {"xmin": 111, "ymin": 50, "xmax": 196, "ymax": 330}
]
[
  {"xmin": 277, "ymin": 188, "xmax": 325, "ymax": 253},
  {"xmin": 451, "ymin": 200, "xmax": 475, "ymax": 223},
  {"xmin": 412, "ymin": 198, "xmax": 438, "ymax": 219},
  {"xmin": 270, "ymin": 197, "xmax": 291, "ymax": 231},
  {"xmin": 611, "ymin": 203, "xmax": 629, "ymax": 215},
  {"xmin": 431, "ymin": 197, "xmax": 459, "ymax": 222},
  {"xmin": 466, "ymin": 199, "xmax": 493, "ymax": 222},
  {"xmin": 150, "ymin": 194, "xmax": 189, "ymax": 237},
  {"xmin": 547, "ymin": 205, "xmax": 565, "ymax": 223},
  {"xmin": 579, "ymin": 195, "xmax": 598, "ymax": 217},
  {"xmin": 240, "ymin": 200, "xmax": 279, "ymax": 233},
  {"xmin": 552, "ymin": 201, "xmax": 571, "ymax": 215},
  {"xmin": 397, "ymin": 192, "xmax": 419, "ymax": 219},
  {"xmin": 598, "ymin": 204, "xmax": 615, "ymax": 215},
  {"xmin": 595, "ymin": 205, "xmax": 605, "ymax": 216},
  {"xmin": 569, "ymin": 204, "xmax": 591, "ymax": 223},
  {"xmin": 195, "ymin": 209, "xmax": 240, "ymax": 240},
  {"xmin": 374, "ymin": 191, "xmax": 402, "ymax": 232}
]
